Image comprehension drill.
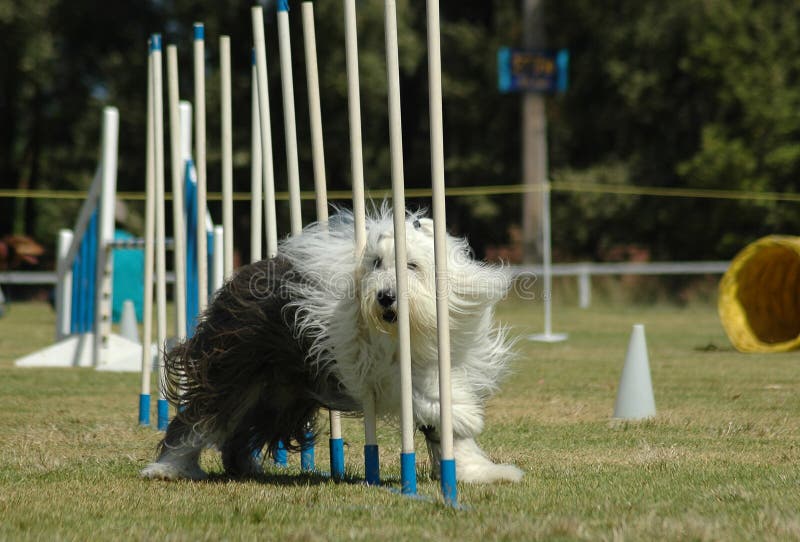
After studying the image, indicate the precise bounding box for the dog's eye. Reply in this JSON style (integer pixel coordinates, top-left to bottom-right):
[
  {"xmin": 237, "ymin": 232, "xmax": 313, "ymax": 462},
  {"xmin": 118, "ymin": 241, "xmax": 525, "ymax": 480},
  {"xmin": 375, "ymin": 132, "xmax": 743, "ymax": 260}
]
[
  {"xmin": 372, "ymin": 257, "xmax": 382, "ymax": 269},
  {"xmin": 407, "ymin": 261, "xmax": 418, "ymax": 271}
]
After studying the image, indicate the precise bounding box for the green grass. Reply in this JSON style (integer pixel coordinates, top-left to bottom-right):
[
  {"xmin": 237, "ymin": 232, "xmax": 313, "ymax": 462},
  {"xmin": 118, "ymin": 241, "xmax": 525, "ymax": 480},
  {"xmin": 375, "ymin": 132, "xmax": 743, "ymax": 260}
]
[{"xmin": 1, "ymin": 298, "xmax": 799, "ymax": 541}]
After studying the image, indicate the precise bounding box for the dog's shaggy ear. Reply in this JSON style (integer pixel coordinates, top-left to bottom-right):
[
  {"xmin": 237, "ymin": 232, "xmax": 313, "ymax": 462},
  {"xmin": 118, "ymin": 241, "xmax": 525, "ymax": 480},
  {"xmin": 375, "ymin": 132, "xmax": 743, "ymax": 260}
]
[{"xmin": 413, "ymin": 217, "xmax": 434, "ymax": 237}]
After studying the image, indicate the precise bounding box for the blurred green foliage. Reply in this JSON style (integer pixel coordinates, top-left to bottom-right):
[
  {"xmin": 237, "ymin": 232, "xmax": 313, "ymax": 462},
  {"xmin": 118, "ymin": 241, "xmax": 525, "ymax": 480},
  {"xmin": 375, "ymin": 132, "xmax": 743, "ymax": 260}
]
[{"xmin": 1, "ymin": 0, "xmax": 799, "ymax": 263}]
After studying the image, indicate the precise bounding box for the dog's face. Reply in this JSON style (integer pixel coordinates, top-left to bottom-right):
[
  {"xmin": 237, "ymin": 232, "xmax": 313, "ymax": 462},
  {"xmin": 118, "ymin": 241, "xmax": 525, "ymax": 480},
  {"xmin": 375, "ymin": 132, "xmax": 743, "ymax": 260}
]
[{"xmin": 359, "ymin": 216, "xmax": 438, "ymax": 335}]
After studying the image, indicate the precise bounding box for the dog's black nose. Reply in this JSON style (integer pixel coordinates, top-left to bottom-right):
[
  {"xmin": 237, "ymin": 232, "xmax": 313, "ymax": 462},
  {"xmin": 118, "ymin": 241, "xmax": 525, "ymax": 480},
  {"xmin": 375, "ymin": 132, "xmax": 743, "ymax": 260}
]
[{"xmin": 377, "ymin": 289, "xmax": 396, "ymax": 308}]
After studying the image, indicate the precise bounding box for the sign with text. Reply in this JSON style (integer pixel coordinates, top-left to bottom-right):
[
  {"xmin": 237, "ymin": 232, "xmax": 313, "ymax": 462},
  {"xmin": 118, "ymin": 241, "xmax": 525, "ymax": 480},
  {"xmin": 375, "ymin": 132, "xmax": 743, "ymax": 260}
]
[{"xmin": 498, "ymin": 48, "xmax": 569, "ymax": 94}]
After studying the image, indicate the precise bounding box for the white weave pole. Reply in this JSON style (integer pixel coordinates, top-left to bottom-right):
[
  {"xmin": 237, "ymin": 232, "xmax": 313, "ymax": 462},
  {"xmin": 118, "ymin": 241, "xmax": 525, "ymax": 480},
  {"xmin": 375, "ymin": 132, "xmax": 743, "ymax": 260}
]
[
  {"xmin": 302, "ymin": 0, "xmax": 343, "ymax": 480},
  {"xmin": 220, "ymin": 36, "xmax": 234, "ymax": 280},
  {"xmin": 302, "ymin": 2, "xmax": 328, "ymax": 225},
  {"xmin": 139, "ymin": 43, "xmax": 156, "ymax": 427},
  {"xmin": 166, "ymin": 45, "xmax": 187, "ymax": 339},
  {"xmin": 250, "ymin": 52, "xmax": 263, "ymax": 263},
  {"xmin": 151, "ymin": 35, "xmax": 169, "ymax": 431},
  {"xmin": 425, "ymin": 0, "xmax": 456, "ymax": 505},
  {"xmin": 277, "ymin": 0, "xmax": 303, "ymax": 236},
  {"xmin": 212, "ymin": 225, "xmax": 224, "ymax": 291},
  {"xmin": 384, "ymin": 0, "xmax": 417, "ymax": 495},
  {"xmin": 343, "ymin": 0, "xmax": 377, "ymax": 486},
  {"xmin": 251, "ymin": 6, "xmax": 279, "ymax": 258},
  {"xmin": 193, "ymin": 23, "xmax": 209, "ymax": 310}
]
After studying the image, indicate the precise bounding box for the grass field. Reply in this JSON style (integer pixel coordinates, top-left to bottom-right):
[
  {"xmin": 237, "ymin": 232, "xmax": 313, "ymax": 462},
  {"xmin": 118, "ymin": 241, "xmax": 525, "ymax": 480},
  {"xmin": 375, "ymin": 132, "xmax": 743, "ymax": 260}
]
[{"xmin": 1, "ymin": 297, "xmax": 798, "ymax": 541}]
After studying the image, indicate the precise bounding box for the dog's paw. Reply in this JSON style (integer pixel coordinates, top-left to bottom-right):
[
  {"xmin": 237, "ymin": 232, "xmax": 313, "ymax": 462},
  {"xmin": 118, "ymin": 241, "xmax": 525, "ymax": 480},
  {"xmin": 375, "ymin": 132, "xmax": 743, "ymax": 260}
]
[
  {"xmin": 457, "ymin": 461, "xmax": 524, "ymax": 484},
  {"xmin": 140, "ymin": 461, "xmax": 208, "ymax": 481}
]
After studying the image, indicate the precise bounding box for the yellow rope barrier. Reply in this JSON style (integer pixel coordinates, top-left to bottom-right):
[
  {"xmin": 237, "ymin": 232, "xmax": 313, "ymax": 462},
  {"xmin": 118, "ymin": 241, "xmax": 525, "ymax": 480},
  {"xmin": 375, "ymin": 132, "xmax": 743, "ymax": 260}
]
[{"xmin": 2, "ymin": 182, "xmax": 799, "ymax": 203}]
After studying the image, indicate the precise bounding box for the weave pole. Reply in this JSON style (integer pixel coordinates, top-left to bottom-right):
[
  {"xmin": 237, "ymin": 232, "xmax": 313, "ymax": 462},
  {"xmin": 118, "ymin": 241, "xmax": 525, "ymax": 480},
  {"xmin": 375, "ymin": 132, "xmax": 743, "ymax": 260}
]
[
  {"xmin": 252, "ymin": 6, "xmax": 278, "ymax": 259},
  {"xmin": 251, "ymin": 6, "xmax": 284, "ymax": 466},
  {"xmin": 384, "ymin": 0, "xmax": 417, "ymax": 496},
  {"xmin": 425, "ymin": 0, "xmax": 456, "ymax": 505},
  {"xmin": 301, "ymin": 0, "xmax": 344, "ymax": 480},
  {"xmin": 139, "ymin": 41, "xmax": 156, "ymax": 427},
  {"xmin": 343, "ymin": 0, "xmax": 377, "ymax": 486},
  {"xmin": 220, "ymin": 36, "xmax": 234, "ymax": 279},
  {"xmin": 166, "ymin": 45, "xmax": 188, "ymax": 340},
  {"xmin": 277, "ymin": 0, "xmax": 303, "ymax": 236},
  {"xmin": 277, "ymin": 0, "xmax": 314, "ymax": 472},
  {"xmin": 151, "ymin": 35, "xmax": 170, "ymax": 431},
  {"xmin": 193, "ymin": 23, "xmax": 209, "ymax": 311},
  {"xmin": 250, "ymin": 51, "xmax": 263, "ymax": 262}
]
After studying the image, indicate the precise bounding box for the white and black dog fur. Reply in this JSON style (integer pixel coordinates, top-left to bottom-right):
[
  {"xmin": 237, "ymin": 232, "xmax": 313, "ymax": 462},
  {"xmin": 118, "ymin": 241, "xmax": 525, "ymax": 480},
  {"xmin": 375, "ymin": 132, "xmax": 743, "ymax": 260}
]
[{"xmin": 142, "ymin": 209, "xmax": 522, "ymax": 483}]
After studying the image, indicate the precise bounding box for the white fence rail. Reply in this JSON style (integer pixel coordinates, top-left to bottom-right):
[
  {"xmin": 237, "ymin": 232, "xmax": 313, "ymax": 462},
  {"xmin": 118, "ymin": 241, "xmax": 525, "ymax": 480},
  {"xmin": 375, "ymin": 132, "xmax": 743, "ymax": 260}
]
[
  {"xmin": 0, "ymin": 261, "xmax": 729, "ymax": 310},
  {"xmin": 511, "ymin": 261, "xmax": 729, "ymax": 308}
]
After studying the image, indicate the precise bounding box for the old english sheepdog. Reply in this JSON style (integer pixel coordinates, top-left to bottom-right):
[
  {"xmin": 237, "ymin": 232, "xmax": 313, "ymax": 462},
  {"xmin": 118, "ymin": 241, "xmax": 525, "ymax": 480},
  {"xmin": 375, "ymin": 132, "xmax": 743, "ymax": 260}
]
[{"xmin": 141, "ymin": 209, "xmax": 522, "ymax": 484}]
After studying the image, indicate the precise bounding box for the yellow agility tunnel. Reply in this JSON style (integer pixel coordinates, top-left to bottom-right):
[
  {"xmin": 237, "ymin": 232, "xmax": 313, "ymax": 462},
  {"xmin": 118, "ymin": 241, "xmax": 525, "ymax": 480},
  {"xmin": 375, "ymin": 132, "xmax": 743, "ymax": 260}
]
[{"xmin": 718, "ymin": 235, "xmax": 800, "ymax": 352}]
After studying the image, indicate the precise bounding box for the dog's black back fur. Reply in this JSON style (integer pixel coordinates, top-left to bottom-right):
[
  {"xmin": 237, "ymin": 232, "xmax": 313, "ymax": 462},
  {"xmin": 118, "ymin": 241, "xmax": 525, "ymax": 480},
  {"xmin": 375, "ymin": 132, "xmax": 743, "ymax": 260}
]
[{"xmin": 158, "ymin": 255, "xmax": 358, "ymax": 473}]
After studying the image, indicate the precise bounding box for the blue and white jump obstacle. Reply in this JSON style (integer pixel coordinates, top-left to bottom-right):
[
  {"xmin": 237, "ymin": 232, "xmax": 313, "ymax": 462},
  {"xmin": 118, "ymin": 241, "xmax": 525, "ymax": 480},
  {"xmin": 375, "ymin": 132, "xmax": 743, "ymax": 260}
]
[{"xmin": 15, "ymin": 107, "xmax": 149, "ymax": 372}]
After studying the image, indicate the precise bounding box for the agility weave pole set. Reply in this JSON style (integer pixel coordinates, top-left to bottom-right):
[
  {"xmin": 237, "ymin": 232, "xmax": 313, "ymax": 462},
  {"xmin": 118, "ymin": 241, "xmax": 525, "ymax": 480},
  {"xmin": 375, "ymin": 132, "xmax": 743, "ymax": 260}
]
[{"xmin": 139, "ymin": 0, "xmax": 457, "ymax": 503}]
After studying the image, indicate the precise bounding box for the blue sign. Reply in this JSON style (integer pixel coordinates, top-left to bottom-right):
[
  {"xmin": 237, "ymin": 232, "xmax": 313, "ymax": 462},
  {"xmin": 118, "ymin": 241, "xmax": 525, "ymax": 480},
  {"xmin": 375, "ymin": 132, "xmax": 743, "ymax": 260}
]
[{"xmin": 498, "ymin": 48, "xmax": 569, "ymax": 94}]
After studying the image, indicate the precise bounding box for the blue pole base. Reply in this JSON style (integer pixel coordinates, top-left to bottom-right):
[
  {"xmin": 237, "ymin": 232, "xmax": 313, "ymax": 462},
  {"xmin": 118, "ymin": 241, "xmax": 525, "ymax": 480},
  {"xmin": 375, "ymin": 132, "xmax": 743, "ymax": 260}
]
[
  {"xmin": 364, "ymin": 444, "xmax": 380, "ymax": 485},
  {"xmin": 329, "ymin": 438, "xmax": 345, "ymax": 480},
  {"xmin": 400, "ymin": 452, "xmax": 417, "ymax": 495},
  {"xmin": 301, "ymin": 432, "xmax": 315, "ymax": 472},
  {"xmin": 440, "ymin": 458, "xmax": 457, "ymax": 506},
  {"xmin": 138, "ymin": 394, "xmax": 150, "ymax": 426},
  {"xmin": 274, "ymin": 440, "xmax": 288, "ymax": 467},
  {"xmin": 157, "ymin": 399, "xmax": 169, "ymax": 431}
]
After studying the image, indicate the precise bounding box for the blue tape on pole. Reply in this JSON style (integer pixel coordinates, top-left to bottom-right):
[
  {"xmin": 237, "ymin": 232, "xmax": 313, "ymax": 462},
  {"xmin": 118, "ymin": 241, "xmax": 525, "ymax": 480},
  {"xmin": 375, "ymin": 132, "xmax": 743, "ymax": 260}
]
[
  {"xmin": 193, "ymin": 23, "xmax": 204, "ymax": 40},
  {"xmin": 440, "ymin": 458, "xmax": 457, "ymax": 506},
  {"xmin": 278, "ymin": 0, "xmax": 290, "ymax": 12},
  {"xmin": 274, "ymin": 440, "xmax": 288, "ymax": 466},
  {"xmin": 364, "ymin": 444, "xmax": 380, "ymax": 486},
  {"xmin": 301, "ymin": 433, "xmax": 315, "ymax": 472},
  {"xmin": 329, "ymin": 438, "xmax": 345, "ymax": 480},
  {"xmin": 251, "ymin": 48, "xmax": 256, "ymax": 66},
  {"xmin": 150, "ymin": 34, "xmax": 162, "ymax": 52},
  {"xmin": 157, "ymin": 399, "xmax": 169, "ymax": 431},
  {"xmin": 400, "ymin": 452, "xmax": 417, "ymax": 495},
  {"xmin": 139, "ymin": 394, "xmax": 150, "ymax": 426}
]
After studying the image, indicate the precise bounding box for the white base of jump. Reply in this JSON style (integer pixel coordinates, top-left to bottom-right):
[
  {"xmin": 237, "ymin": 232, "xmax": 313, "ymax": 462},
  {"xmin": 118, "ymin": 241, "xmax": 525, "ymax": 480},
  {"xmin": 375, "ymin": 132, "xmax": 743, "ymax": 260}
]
[
  {"xmin": 15, "ymin": 332, "xmax": 156, "ymax": 372},
  {"xmin": 528, "ymin": 332, "xmax": 568, "ymax": 343}
]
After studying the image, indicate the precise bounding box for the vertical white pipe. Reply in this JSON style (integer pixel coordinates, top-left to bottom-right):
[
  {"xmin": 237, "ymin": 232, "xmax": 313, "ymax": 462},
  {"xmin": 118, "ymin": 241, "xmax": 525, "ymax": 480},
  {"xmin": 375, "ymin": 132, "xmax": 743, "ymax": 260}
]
[
  {"xmin": 302, "ymin": 2, "xmax": 328, "ymax": 224},
  {"xmin": 193, "ymin": 23, "xmax": 209, "ymax": 310},
  {"xmin": 343, "ymin": 0, "xmax": 373, "ymax": 458},
  {"xmin": 426, "ymin": 0, "xmax": 455, "ymax": 475},
  {"xmin": 542, "ymin": 185, "xmax": 553, "ymax": 336},
  {"xmin": 277, "ymin": 3, "xmax": 303, "ymax": 236},
  {"xmin": 94, "ymin": 106, "xmax": 119, "ymax": 369},
  {"xmin": 384, "ymin": 0, "xmax": 415, "ymax": 458},
  {"xmin": 344, "ymin": 0, "xmax": 366, "ymax": 252},
  {"xmin": 252, "ymin": 6, "xmax": 279, "ymax": 258},
  {"xmin": 55, "ymin": 229, "xmax": 74, "ymax": 340},
  {"xmin": 251, "ymin": 55, "xmax": 263, "ymax": 263},
  {"xmin": 302, "ymin": 0, "xmax": 341, "ymax": 453},
  {"xmin": 212, "ymin": 225, "xmax": 224, "ymax": 291},
  {"xmin": 141, "ymin": 47, "xmax": 156, "ymax": 401},
  {"xmin": 179, "ymin": 102, "xmax": 192, "ymax": 161},
  {"xmin": 152, "ymin": 37, "xmax": 169, "ymax": 405},
  {"xmin": 166, "ymin": 46, "xmax": 187, "ymax": 339},
  {"xmin": 220, "ymin": 36, "xmax": 234, "ymax": 279}
]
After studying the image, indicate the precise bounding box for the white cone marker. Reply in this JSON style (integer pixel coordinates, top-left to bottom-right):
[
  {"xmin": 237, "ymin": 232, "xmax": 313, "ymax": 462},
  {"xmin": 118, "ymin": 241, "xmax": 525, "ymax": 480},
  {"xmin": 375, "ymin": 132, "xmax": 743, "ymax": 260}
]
[{"xmin": 613, "ymin": 324, "xmax": 656, "ymax": 420}]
